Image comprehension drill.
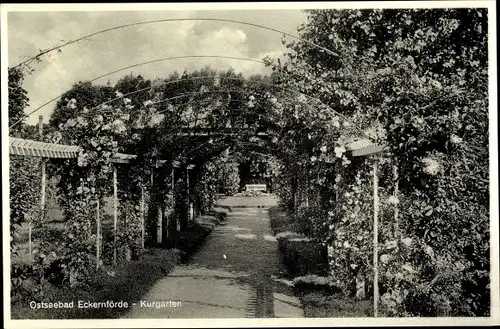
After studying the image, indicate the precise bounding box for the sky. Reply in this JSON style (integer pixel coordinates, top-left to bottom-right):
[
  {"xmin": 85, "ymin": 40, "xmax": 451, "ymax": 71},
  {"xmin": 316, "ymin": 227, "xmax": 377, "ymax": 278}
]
[{"xmin": 7, "ymin": 9, "xmax": 307, "ymax": 125}]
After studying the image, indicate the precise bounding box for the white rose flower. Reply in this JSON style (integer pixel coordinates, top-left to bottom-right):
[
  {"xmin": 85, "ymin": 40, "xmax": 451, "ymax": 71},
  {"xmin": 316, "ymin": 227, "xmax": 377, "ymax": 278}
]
[
  {"xmin": 422, "ymin": 157, "xmax": 441, "ymax": 176},
  {"xmin": 388, "ymin": 195, "xmax": 400, "ymax": 205},
  {"xmin": 450, "ymin": 134, "xmax": 463, "ymax": 144},
  {"xmin": 66, "ymin": 118, "xmax": 77, "ymax": 127},
  {"xmin": 401, "ymin": 237, "xmax": 412, "ymax": 247},
  {"xmin": 385, "ymin": 240, "xmax": 398, "ymax": 249},
  {"xmin": 334, "ymin": 146, "xmax": 346, "ymax": 158},
  {"xmin": 402, "ymin": 263, "xmax": 416, "ymax": 273},
  {"xmin": 380, "ymin": 254, "xmax": 391, "ymax": 264}
]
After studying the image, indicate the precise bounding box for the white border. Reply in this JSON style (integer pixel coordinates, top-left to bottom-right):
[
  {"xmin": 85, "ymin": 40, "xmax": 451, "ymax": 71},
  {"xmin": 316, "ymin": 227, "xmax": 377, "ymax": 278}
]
[{"xmin": 1, "ymin": 1, "xmax": 498, "ymax": 328}]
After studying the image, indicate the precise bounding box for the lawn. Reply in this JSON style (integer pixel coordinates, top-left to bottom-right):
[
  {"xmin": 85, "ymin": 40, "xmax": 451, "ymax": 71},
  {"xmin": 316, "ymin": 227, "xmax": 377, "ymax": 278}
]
[
  {"xmin": 216, "ymin": 194, "xmax": 278, "ymax": 208},
  {"xmin": 10, "ymin": 208, "xmax": 228, "ymax": 319}
]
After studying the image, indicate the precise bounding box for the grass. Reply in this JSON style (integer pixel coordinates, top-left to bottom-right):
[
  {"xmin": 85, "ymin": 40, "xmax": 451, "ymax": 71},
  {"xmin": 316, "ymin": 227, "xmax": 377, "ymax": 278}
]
[
  {"xmin": 268, "ymin": 206, "xmax": 297, "ymax": 235},
  {"xmin": 11, "ymin": 208, "xmax": 228, "ymax": 319},
  {"xmin": 300, "ymin": 292, "xmax": 374, "ymax": 317},
  {"xmin": 11, "ymin": 248, "xmax": 180, "ymax": 319},
  {"xmin": 216, "ymin": 195, "xmax": 278, "ymax": 208},
  {"xmin": 268, "ymin": 207, "xmax": 328, "ymax": 277},
  {"xmin": 177, "ymin": 208, "xmax": 227, "ymax": 261}
]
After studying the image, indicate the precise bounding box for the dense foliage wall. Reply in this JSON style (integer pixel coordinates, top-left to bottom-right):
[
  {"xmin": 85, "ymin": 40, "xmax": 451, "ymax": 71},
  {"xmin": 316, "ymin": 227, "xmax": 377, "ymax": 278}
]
[{"xmin": 268, "ymin": 8, "xmax": 490, "ymax": 316}]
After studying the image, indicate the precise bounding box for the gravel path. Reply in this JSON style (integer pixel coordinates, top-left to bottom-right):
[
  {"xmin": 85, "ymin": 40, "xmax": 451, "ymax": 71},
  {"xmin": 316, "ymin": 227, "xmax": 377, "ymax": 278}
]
[{"xmin": 125, "ymin": 196, "xmax": 303, "ymax": 318}]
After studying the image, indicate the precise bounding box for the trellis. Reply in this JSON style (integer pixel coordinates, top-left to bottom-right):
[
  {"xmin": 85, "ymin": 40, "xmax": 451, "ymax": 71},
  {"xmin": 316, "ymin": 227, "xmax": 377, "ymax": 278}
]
[
  {"xmin": 9, "ymin": 134, "xmax": 191, "ymax": 269},
  {"xmin": 9, "ymin": 136, "xmax": 137, "ymax": 163},
  {"xmin": 10, "ymin": 129, "xmax": 390, "ymax": 316},
  {"xmin": 345, "ymin": 138, "xmax": 390, "ymax": 317}
]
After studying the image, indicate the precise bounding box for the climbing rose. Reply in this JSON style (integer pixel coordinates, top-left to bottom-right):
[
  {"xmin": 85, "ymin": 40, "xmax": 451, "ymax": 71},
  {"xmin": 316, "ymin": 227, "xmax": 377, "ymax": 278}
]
[
  {"xmin": 388, "ymin": 195, "xmax": 399, "ymax": 205},
  {"xmin": 112, "ymin": 119, "xmax": 126, "ymax": 134},
  {"xmin": 334, "ymin": 146, "xmax": 346, "ymax": 158},
  {"xmin": 422, "ymin": 157, "xmax": 441, "ymax": 175},
  {"xmin": 386, "ymin": 240, "xmax": 398, "ymax": 249},
  {"xmin": 450, "ymin": 134, "xmax": 463, "ymax": 144},
  {"xmin": 401, "ymin": 237, "xmax": 412, "ymax": 247},
  {"xmin": 65, "ymin": 118, "xmax": 77, "ymax": 128},
  {"xmin": 380, "ymin": 254, "xmax": 391, "ymax": 264}
]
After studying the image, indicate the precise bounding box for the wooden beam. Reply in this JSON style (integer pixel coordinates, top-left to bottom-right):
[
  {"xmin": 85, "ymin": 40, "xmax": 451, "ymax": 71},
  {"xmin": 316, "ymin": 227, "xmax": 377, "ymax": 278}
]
[{"xmin": 351, "ymin": 145, "xmax": 387, "ymax": 157}]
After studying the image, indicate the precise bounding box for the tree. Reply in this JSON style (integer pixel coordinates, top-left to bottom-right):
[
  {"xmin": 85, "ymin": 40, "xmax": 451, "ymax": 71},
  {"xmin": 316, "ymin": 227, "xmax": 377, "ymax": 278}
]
[{"xmin": 8, "ymin": 67, "xmax": 30, "ymax": 134}]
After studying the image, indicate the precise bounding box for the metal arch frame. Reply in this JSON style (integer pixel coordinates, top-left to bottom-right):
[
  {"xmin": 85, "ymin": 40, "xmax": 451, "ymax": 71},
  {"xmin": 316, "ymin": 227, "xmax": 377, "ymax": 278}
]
[
  {"xmin": 8, "ymin": 12, "xmax": 386, "ymax": 157},
  {"xmin": 179, "ymin": 137, "xmax": 290, "ymax": 168},
  {"xmin": 14, "ymin": 55, "xmax": 272, "ymax": 126},
  {"xmin": 12, "ymin": 17, "xmax": 341, "ymax": 71},
  {"xmin": 85, "ymin": 75, "xmax": 365, "ymax": 135},
  {"xmin": 12, "ymin": 58, "xmax": 365, "ymax": 136},
  {"xmin": 8, "ymin": 17, "xmax": 356, "ymax": 131}
]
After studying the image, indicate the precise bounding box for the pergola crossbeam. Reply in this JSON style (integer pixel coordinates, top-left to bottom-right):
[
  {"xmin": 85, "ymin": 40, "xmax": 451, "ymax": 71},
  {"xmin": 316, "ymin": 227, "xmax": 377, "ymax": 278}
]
[{"xmin": 9, "ymin": 137, "xmax": 138, "ymax": 163}]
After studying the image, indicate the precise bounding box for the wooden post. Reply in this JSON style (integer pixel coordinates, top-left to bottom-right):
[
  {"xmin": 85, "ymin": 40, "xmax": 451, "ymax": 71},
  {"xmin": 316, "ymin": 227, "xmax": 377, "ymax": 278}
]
[
  {"xmin": 96, "ymin": 198, "xmax": 101, "ymax": 270},
  {"xmin": 157, "ymin": 205, "xmax": 163, "ymax": 244},
  {"xmin": 40, "ymin": 116, "xmax": 46, "ymax": 223},
  {"xmin": 141, "ymin": 186, "xmax": 145, "ymax": 249},
  {"xmin": 113, "ymin": 165, "xmax": 118, "ymax": 265},
  {"xmin": 373, "ymin": 159, "xmax": 380, "ymax": 317},
  {"xmin": 187, "ymin": 166, "xmax": 194, "ymax": 222},
  {"xmin": 28, "ymin": 224, "xmax": 32, "ymax": 265},
  {"xmin": 40, "ymin": 160, "xmax": 46, "ymax": 219},
  {"xmin": 393, "ymin": 164, "xmax": 399, "ymax": 238},
  {"xmin": 305, "ymin": 172, "xmax": 309, "ymax": 208},
  {"xmin": 184, "ymin": 168, "xmax": 189, "ymax": 229},
  {"xmin": 168, "ymin": 166, "xmax": 175, "ymax": 238}
]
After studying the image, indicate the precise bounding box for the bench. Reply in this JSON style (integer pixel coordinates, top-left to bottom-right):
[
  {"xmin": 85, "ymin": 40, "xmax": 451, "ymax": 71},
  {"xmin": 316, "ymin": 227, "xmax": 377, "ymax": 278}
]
[{"xmin": 245, "ymin": 184, "xmax": 267, "ymax": 192}]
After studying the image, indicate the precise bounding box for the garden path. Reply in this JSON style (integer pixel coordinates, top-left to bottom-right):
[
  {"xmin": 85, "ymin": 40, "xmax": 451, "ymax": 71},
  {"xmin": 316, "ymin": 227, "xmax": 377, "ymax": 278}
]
[{"xmin": 125, "ymin": 195, "xmax": 303, "ymax": 318}]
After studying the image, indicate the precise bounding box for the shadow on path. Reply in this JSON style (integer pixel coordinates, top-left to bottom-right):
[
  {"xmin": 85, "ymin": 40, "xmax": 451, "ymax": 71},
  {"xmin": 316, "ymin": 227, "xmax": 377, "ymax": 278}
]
[{"xmin": 125, "ymin": 196, "xmax": 303, "ymax": 319}]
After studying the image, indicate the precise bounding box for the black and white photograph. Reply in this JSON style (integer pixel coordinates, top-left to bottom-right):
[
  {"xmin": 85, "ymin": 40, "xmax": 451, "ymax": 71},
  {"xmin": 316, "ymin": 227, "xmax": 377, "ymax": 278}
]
[{"xmin": 2, "ymin": 2, "xmax": 498, "ymax": 327}]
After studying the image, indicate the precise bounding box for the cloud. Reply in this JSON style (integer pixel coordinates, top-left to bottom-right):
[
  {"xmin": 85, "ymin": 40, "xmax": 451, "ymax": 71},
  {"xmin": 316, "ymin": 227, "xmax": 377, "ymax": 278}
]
[{"xmin": 7, "ymin": 10, "xmax": 306, "ymax": 125}]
